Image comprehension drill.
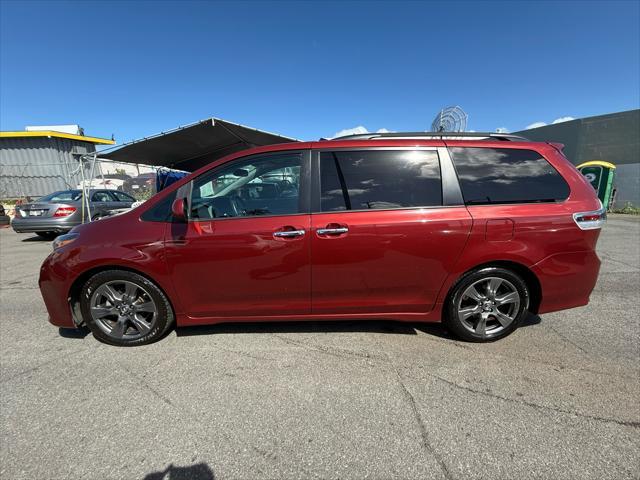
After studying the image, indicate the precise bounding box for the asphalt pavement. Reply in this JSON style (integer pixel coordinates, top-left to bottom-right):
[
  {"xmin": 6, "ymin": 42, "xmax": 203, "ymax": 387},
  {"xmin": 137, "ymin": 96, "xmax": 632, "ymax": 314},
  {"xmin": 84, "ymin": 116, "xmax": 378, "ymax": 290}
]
[{"xmin": 1, "ymin": 215, "xmax": 639, "ymax": 480}]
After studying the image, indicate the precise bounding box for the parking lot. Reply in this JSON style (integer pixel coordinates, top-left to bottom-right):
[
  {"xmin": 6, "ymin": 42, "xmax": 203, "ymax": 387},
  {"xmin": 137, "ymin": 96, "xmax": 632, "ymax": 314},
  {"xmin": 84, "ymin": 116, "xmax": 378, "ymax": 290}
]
[{"xmin": 0, "ymin": 216, "xmax": 638, "ymax": 480}]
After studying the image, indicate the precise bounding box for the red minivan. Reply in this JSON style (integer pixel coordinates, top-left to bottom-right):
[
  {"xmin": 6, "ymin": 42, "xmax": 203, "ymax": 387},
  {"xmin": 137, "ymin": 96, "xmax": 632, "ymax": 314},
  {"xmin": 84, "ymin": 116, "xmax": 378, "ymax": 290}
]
[{"xmin": 39, "ymin": 132, "xmax": 605, "ymax": 346}]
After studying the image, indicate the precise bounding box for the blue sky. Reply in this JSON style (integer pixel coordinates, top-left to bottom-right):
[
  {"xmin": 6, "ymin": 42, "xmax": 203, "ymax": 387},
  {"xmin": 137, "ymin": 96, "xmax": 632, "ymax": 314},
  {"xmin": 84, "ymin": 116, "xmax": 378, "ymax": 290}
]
[{"xmin": 1, "ymin": 0, "xmax": 639, "ymax": 142}]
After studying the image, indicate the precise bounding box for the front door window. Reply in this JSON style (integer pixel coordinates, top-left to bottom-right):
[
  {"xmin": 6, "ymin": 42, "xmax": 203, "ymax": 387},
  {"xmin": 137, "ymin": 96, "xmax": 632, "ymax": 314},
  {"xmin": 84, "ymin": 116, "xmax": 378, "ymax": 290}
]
[{"xmin": 190, "ymin": 152, "xmax": 303, "ymax": 220}]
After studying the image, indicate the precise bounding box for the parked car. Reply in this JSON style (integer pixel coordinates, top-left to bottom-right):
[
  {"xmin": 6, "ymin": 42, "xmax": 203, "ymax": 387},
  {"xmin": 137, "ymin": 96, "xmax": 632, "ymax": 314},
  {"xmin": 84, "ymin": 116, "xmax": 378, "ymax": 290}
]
[
  {"xmin": 77, "ymin": 173, "xmax": 132, "ymax": 191},
  {"xmin": 0, "ymin": 204, "xmax": 10, "ymax": 226},
  {"xmin": 39, "ymin": 132, "xmax": 605, "ymax": 346},
  {"xmin": 12, "ymin": 189, "xmax": 136, "ymax": 239},
  {"xmin": 122, "ymin": 172, "xmax": 156, "ymax": 196}
]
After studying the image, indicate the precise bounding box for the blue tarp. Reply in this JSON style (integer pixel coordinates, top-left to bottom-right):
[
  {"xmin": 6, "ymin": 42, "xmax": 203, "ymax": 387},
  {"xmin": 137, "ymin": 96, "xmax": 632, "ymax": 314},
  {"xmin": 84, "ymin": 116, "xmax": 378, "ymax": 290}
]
[{"xmin": 156, "ymin": 169, "xmax": 188, "ymax": 192}]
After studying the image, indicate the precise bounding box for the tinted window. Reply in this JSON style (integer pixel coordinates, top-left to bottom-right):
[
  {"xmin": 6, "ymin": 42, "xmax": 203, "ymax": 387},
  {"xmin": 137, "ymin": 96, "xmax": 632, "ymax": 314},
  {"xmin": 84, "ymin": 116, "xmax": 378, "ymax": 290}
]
[
  {"xmin": 37, "ymin": 190, "xmax": 82, "ymax": 202},
  {"xmin": 92, "ymin": 191, "xmax": 112, "ymax": 202},
  {"xmin": 191, "ymin": 152, "xmax": 303, "ymax": 220},
  {"xmin": 449, "ymin": 147, "xmax": 570, "ymax": 205},
  {"xmin": 112, "ymin": 191, "xmax": 135, "ymax": 202},
  {"xmin": 140, "ymin": 193, "xmax": 175, "ymax": 222},
  {"xmin": 320, "ymin": 150, "xmax": 441, "ymax": 211}
]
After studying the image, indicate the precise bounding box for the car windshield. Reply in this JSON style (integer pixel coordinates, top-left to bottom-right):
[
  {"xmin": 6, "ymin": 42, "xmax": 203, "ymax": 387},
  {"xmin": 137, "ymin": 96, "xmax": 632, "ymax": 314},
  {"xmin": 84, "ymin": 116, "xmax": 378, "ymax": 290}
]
[{"xmin": 36, "ymin": 190, "xmax": 82, "ymax": 202}]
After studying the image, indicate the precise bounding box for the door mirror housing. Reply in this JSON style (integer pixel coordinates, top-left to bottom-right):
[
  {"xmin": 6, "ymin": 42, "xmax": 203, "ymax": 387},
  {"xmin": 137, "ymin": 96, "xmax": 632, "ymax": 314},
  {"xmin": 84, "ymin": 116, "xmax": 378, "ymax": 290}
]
[{"xmin": 171, "ymin": 198, "xmax": 188, "ymax": 222}]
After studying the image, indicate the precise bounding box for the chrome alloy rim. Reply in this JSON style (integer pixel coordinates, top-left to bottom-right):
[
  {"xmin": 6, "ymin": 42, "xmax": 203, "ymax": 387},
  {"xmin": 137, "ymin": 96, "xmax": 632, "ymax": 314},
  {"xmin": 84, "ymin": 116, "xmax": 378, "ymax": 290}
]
[
  {"xmin": 457, "ymin": 277, "xmax": 521, "ymax": 336},
  {"xmin": 89, "ymin": 280, "xmax": 158, "ymax": 340}
]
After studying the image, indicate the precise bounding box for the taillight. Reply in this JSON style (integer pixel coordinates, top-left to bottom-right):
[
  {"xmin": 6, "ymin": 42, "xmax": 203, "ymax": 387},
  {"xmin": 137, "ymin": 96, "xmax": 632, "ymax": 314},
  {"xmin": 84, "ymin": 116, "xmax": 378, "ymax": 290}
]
[
  {"xmin": 53, "ymin": 206, "xmax": 77, "ymax": 217},
  {"xmin": 573, "ymin": 202, "xmax": 606, "ymax": 230}
]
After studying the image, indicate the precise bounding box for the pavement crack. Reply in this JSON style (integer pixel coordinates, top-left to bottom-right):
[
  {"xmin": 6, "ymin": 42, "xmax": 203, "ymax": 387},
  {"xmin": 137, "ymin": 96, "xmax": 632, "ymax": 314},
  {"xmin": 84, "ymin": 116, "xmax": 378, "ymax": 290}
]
[
  {"xmin": 0, "ymin": 286, "xmax": 39, "ymax": 291},
  {"xmin": 548, "ymin": 325, "xmax": 591, "ymax": 355},
  {"xmin": 394, "ymin": 368, "xmax": 454, "ymax": 480},
  {"xmin": 429, "ymin": 373, "xmax": 640, "ymax": 429},
  {"xmin": 375, "ymin": 339, "xmax": 454, "ymax": 480},
  {"xmin": 2, "ymin": 348, "xmax": 87, "ymax": 383},
  {"xmin": 121, "ymin": 365, "xmax": 174, "ymax": 407},
  {"xmin": 599, "ymin": 254, "xmax": 640, "ymax": 271},
  {"xmin": 272, "ymin": 334, "xmax": 385, "ymax": 361},
  {"xmin": 216, "ymin": 345, "xmax": 271, "ymax": 361}
]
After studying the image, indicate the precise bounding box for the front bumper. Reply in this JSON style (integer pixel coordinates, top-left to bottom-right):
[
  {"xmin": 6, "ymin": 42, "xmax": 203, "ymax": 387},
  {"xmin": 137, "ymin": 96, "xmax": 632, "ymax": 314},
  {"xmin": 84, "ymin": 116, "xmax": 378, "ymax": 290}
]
[
  {"xmin": 12, "ymin": 216, "xmax": 78, "ymax": 234},
  {"xmin": 39, "ymin": 252, "xmax": 77, "ymax": 328}
]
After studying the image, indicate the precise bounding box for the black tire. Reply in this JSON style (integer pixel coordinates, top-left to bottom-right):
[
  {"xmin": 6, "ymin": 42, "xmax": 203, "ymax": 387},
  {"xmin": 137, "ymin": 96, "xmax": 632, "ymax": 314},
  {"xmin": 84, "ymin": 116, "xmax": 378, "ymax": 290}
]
[
  {"xmin": 80, "ymin": 270, "xmax": 174, "ymax": 346},
  {"xmin": 444, "ymin": 267, "xmax": 530, "ymax": 342},
  {"xmin": 36, "ymin": 231, "xmax": 58, "ymax": 240}
]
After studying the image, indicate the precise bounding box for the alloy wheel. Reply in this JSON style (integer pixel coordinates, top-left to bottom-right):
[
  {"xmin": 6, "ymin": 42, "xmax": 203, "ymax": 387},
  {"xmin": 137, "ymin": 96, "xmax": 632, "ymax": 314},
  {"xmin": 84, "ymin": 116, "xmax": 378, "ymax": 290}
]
[
  {"xmin": 89, "ymin": 280, "xmax": 158, "ymax": 340},
  {"xmin": 456, "ymin": 276, "xmax": 521, "ymax": 336}
]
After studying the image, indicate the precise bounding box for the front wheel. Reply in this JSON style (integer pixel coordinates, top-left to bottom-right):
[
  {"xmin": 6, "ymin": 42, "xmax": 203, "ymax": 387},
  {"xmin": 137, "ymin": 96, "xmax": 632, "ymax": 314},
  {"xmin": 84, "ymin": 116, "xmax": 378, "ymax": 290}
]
[
  {"xmin": 444, "ymin": 267, "xmax": 530, "ymax": 342},
  {"xmin": 80, "ymin": 270, "xmax": 174, "ymax": 346},
  {"xmin": 36, "ymin": 231, "xmax": 58, "ymax": 240}
]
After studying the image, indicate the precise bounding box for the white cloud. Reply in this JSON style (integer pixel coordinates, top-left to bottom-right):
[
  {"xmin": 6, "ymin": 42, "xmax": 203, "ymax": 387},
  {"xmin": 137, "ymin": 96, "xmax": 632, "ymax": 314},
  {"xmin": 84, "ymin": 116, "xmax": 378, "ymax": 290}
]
[
  {"xmin": 523, "ymin": 116, "xmax": 574, "ymax": 130},
  {"xmin": 331, "ymin": 126, "xmax": 368, "ymax": 138},
  {"xmin": 552, "ymin": 116, "xmax": 575, "ymax": 124},
  {"xmin": 330, "ymin": 126, "xmax": 392, "ymax": 138},
  {"xmin": 495, "ymin": 127, "xmax": 510, "ymax": 133}
]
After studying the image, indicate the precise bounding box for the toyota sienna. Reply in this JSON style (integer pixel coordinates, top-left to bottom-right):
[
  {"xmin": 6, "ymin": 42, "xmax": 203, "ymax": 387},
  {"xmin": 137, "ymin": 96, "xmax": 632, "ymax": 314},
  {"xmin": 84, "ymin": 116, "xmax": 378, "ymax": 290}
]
[{"xmin": 39, "ymin": 132, "xmax": 605, "ymax": 345}]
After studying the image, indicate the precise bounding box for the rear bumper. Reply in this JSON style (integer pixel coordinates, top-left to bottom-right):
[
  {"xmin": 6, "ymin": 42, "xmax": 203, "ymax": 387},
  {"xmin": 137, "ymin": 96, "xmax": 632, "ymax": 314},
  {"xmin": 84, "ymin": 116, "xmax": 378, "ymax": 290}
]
[
  {"xmin": 12, "ymin": 217, "xmax": 78, "ymax": 233},
  {"xmin": 532, "ymin": 250, "xmax": 601, "ymax": 314},
  {"xmin": 39, "ymin": 253, "xmax": 77, "ymax": 328}
]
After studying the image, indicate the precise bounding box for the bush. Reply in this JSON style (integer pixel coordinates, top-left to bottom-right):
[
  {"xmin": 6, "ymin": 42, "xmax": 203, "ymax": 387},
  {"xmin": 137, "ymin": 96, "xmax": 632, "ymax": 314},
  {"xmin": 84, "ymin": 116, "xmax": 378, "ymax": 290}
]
[
  {"xmin": 132, "ymin": 188, "xmax": 155, "ymax": 202},
  {"xmin": 611, "ymin": 202, "xmax": 640, "ymax": 215}
]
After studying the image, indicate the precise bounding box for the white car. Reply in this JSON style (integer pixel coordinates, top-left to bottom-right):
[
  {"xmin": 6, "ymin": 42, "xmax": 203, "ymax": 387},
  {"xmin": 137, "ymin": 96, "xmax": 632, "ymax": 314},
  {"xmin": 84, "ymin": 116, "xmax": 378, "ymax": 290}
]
[{"xmin": 77, "ymin": 174, "xmax": 132, "ymax": 191}]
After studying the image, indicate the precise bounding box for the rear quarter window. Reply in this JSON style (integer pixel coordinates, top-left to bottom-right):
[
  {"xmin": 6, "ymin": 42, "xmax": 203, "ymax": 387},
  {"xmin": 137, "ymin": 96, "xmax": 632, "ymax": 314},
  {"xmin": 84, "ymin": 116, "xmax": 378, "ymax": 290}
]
[{"xmin": 449, "ymin": 147, "xmax": 570, "ymax": 205}]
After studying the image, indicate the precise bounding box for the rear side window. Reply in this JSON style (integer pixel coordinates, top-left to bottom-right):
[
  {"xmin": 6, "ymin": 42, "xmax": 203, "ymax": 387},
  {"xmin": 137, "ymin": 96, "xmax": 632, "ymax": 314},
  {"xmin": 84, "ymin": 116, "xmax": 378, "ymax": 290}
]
[
  {"xmin": 91, "ymin": 191, "xmax": 112, "ymax": 202},
  {"xmin": 112, "ymin": 191, "xmax": 135, "ymax": 202},
  {"xmin": 449, "ymin": 147, "xmax": 570, "ymax": 205},
  {"xmin": 320, "ymin": 150, "xmax": 442, "ymax": 211}
]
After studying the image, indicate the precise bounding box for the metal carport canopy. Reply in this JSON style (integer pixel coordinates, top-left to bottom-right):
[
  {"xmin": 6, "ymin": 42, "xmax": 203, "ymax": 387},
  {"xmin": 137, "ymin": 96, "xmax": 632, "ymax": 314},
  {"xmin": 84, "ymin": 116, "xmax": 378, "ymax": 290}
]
[{"xmin": 96, "ymin": 118, "xmax": 299, "ymax": 172}]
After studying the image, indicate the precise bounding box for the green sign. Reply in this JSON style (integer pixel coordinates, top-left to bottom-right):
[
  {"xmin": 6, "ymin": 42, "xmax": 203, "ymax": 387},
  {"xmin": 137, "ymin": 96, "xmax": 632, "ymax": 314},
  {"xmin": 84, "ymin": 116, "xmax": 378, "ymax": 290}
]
[
  {"xmin": 579, "ymin": 164, "xmax": 616, "ymax": 209},
  {"xmin": 580, "ymin": 166, "xmax": 603, "ymax": 193}
]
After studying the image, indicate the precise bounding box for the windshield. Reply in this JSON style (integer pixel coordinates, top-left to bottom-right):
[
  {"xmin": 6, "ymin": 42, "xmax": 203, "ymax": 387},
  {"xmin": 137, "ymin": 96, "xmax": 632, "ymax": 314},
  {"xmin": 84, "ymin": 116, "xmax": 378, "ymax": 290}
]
[{"xmin": 36, "ymin": 190, "xmax": 82, "ymax": 202}]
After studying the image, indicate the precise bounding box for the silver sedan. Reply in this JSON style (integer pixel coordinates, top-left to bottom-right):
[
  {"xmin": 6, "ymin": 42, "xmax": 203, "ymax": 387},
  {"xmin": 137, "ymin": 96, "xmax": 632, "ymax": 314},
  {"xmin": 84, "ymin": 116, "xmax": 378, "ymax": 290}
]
[{"xmin": 11, "ymin": 189, "xmax": 136, "ymax": 239}]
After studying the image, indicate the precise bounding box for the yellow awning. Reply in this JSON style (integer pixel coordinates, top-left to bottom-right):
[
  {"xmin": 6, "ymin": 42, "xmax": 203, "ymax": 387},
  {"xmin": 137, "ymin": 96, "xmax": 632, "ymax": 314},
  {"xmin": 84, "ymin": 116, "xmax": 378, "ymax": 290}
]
[
  {"xmin": 0, "ymin": 130, "xmax": 115, "ymax": 145},
  {"xmin": 576, "ymin": 160, "xmax": 616, "ymax": 169}
]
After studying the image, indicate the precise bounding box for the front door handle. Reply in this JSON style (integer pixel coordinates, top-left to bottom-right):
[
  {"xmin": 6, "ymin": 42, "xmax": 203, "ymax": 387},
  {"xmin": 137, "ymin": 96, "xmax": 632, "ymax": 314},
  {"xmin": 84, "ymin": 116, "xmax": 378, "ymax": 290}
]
[
  {"xmin": 273, "ymin": 229, "xmax": 306, "ymax": 238},
  {"xmin": 317, "ymin": 226, "xmax": 349, "ymax": 236}
]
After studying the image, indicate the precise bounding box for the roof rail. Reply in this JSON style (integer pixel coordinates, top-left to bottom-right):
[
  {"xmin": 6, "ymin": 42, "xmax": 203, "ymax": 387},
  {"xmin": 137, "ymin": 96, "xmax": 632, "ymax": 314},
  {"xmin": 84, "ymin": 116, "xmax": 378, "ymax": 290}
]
[{"xmin": 330, "ymin": 131, "xmax": 530, "ymax": 142}]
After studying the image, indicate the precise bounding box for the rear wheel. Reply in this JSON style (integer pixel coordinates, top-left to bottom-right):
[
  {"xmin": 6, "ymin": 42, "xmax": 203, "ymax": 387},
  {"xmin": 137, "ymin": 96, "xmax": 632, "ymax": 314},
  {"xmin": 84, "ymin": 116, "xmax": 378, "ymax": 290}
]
[
  {"xmin": 445, "ymin": 267, "xmax": 529, "ymax": 342},
  {"xmin": 80, "ymin": 270, "xmax": 174, "ymax": 346}
]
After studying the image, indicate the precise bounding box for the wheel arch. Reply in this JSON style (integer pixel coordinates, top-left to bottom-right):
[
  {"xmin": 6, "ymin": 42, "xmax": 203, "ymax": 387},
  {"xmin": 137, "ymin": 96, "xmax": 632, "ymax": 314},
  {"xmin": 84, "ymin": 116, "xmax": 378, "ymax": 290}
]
[
  {"xmin": 68, "ymin": 265, "xmax": 177, "ymax": 326},
  {"xmin": 443, "ymin": 260, "xmax": 542, "ymax": 315}
]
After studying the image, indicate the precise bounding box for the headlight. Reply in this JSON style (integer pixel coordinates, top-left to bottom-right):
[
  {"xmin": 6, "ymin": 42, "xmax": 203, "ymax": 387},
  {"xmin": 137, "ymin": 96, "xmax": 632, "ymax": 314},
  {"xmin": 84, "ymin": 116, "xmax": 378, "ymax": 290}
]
[{"xmin": 52, "ymin": 233, "xmax": 79, "ymax": 251}]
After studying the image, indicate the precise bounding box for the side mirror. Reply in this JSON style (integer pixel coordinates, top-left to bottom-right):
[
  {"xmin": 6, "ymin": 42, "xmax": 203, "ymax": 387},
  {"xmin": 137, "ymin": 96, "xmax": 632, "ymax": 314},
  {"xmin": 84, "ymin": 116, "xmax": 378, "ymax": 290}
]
[{"xmin": 171, "ymin": 198, "xmax": 188, "ymax": 222}]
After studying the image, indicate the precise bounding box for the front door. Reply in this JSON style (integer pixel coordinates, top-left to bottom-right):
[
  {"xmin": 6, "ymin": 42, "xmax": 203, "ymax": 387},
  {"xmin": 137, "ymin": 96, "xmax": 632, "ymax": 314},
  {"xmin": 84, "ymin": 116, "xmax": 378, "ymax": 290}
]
[
  {"xmin": 311, "ymin": 148, "xmax": 472, "ymax": 315},
  {"xmin": 164, "ymin": 150, "xmax": 311, "ymax": 321}
]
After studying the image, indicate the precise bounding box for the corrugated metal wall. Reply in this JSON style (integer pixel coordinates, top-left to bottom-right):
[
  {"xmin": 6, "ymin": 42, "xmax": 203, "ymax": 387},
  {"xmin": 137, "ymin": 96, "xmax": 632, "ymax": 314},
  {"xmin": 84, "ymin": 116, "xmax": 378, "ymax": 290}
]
[{"xmin": 0, "ymin": 137, "xmax": 96, "ymax": 198}]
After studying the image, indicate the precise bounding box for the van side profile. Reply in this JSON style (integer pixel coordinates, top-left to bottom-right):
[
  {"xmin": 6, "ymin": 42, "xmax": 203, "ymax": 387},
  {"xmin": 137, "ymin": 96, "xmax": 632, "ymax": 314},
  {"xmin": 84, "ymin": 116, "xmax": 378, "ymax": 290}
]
[{"xmin": 39, "ymin": 133, "xmax": 605, "ymax": 345}]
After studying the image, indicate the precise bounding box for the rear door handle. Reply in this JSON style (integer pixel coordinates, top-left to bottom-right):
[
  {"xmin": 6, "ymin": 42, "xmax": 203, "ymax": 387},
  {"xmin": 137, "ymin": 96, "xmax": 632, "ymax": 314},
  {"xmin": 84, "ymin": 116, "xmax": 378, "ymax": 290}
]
[
  {"xmin": 317, "ymin": 226, "xmax": 349, "ymax": 236},
  {"xmin": 273, "ymin": 229, "xmax": 305, "ymax": 238}
]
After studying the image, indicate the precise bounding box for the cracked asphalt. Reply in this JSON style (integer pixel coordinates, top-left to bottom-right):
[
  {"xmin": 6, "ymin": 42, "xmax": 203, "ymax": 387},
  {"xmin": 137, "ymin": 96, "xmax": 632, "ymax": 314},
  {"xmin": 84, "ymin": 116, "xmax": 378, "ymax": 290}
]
[{"xmin": 1, "ymin": 215, "xmax": 639, "ymax": 480}]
